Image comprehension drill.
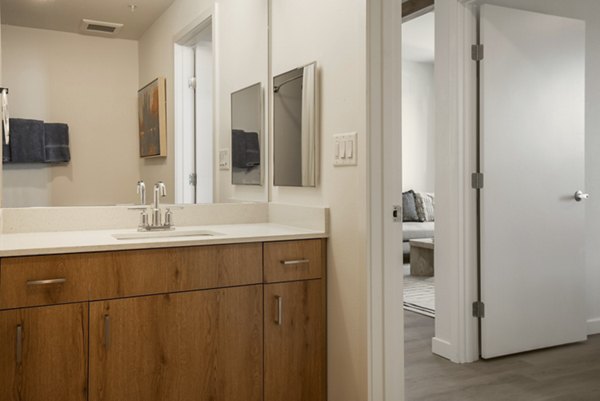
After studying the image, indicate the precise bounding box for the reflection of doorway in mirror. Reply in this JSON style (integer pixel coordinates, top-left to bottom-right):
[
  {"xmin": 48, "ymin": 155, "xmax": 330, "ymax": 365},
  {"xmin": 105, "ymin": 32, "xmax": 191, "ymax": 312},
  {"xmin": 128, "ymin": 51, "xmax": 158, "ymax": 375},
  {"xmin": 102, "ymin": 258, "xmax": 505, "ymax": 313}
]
[{"xmin": 174, "ymin": 18, "xmax": 213, "ymax": 204}]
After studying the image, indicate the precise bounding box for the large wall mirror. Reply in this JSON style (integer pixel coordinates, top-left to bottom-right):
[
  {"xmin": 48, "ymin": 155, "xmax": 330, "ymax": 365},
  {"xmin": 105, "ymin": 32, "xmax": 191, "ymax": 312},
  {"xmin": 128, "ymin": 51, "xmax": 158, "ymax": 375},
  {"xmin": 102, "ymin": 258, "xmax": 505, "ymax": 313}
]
[
  {"xmin": 273, "ymin": 62, "xmax": 317, "ymax": 187},
  {"xmin": 0, "ymin": 0, "xmax": 269, "ymax": 207}
]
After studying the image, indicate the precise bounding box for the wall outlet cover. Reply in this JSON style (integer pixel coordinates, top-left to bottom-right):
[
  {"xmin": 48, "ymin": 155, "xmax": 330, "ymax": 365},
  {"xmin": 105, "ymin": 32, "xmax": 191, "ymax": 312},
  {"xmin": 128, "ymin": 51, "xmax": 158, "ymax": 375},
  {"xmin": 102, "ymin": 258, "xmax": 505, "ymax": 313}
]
[{"xmin": 219, "ymin": 149, "xmax": 230, "ymax": 170}]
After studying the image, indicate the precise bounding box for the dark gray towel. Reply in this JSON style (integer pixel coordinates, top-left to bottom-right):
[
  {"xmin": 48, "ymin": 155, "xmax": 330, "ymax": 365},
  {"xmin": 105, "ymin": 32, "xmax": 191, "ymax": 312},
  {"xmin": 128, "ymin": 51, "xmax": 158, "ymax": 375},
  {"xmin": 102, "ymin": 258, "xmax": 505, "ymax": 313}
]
[
  {"xmin": 2, "ymin": 125, "xmax": 10, "ymax": 163},
  {"xmin": 9, "ymin": 118, "xmax": 45, "ymax": 163},
  {"xmin": 44, "ymin": 123, "xmax": 70, "ymax": 163},
  {"xmin": 232, "ymin": 129, "xmax": 260, "ymax": 169}
]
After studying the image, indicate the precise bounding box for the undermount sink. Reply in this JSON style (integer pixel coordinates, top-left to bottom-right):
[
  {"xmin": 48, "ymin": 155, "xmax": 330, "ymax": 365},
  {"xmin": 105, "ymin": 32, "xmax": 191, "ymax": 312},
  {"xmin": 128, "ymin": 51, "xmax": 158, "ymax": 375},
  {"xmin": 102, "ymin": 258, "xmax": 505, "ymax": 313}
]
[{"xmin": 112, "ymin": 229, "xmax": 223, "ymax": 240}]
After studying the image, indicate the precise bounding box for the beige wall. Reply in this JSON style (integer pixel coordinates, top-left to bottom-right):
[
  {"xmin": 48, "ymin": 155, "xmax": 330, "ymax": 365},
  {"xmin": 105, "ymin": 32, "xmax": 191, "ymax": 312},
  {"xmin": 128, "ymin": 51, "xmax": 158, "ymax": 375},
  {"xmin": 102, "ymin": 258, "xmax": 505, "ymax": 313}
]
[
  {"xmin": 215, "ymin": 0, "xmax": 269, "ymax": 202},
  {"xmin": 1, "ymin": 25, "xmax": 140, "ymax": 206},
  {"xmin": 270, "ymin": 0, "xmax": 369, "ymax": 400},
  {"xmin": 138, "ymin": 0, "xmax": 212, "ymax": 203}
]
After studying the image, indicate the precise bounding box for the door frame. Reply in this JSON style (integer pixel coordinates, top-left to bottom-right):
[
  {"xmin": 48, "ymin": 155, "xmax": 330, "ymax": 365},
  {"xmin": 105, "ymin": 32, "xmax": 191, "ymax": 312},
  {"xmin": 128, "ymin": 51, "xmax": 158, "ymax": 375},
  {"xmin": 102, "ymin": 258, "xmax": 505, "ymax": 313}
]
[
  {"xmin": 173, "ymin": 11, "xmax": 215, "ymax": 204},
  {"xmin": 367, "ymin": 0, "xmax": 479, "ymax": 398}
]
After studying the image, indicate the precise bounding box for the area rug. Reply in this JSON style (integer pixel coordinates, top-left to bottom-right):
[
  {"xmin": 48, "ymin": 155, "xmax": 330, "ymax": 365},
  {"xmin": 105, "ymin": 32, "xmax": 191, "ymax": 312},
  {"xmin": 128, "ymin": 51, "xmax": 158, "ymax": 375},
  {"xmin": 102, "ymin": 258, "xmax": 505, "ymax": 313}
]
[{"xmin": 403, "ymin": 273, "xmax": 435, "ymax": 318}]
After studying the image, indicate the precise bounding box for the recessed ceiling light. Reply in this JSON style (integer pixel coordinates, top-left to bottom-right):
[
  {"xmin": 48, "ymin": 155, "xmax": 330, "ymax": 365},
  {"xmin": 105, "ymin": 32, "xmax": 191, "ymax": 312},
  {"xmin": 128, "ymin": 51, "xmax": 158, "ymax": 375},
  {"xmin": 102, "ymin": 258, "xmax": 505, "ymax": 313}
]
[{"xmin": 128, "ymin": 4, "xmax": 138, "ymax": 12}]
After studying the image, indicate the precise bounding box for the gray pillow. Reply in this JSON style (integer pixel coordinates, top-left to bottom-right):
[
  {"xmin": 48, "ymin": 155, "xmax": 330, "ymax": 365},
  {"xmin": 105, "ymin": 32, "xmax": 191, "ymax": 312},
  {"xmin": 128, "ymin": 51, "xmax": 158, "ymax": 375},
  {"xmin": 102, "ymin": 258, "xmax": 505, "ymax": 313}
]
[
  {"xmin": 402, "ymin": 191, "xmax": 419, "ymax": 222},
  {"xmin": 415, "ymin": 192, "xmax": 435, "ymax": 222}
]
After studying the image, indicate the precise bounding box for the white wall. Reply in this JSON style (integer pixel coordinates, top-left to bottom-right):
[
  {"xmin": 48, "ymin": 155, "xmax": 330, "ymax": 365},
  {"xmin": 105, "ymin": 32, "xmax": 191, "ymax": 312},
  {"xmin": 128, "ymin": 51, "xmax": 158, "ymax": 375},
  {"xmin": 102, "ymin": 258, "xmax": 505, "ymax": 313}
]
[
  {"xmin": 470, "ymin": 0, "xmax": 600, "ymax": 336},
  {"xmin": 270, "ymin": 0, "xmax": 368, "ymax": 400},
  {"xmin": 1, "ymin": 25, "xmax": 140, "ymax": 206},
  {"xmin": 402, "ymin": 60, "xmax": 435, "ymax": 193}
]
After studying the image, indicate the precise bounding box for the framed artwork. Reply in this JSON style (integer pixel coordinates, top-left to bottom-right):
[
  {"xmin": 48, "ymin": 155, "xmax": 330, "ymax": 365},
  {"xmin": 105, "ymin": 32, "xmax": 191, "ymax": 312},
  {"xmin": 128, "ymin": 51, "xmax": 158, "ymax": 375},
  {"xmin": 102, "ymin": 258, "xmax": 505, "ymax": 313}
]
[{"xmin": 138, "ymin": 77, "xmax": 167, "ymax": 157}]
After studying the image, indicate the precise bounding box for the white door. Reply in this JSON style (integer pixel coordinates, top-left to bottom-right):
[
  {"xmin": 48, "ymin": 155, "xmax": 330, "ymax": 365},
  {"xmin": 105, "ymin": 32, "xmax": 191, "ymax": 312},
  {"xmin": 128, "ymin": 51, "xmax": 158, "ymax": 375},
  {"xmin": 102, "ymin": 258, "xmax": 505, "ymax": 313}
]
[
  {"xmin": 194, "ymin": 40, "xmax": 213, "ymax": 204},
  {"xmin": 480, "ymin": 5, "xmax": 587, "ymax": 359}
]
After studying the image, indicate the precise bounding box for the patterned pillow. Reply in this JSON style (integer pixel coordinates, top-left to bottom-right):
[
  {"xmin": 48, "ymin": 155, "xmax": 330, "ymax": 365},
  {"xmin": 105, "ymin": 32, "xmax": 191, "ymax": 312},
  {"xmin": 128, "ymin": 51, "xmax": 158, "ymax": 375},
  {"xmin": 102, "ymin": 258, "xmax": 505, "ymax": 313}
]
[
  {"xmin": 402, "ymin": 191, "xmax": 420, "ymax": 222},
  {"xmin": 415, "ymin": 192, "xmax": 435, "ymax": 222}
]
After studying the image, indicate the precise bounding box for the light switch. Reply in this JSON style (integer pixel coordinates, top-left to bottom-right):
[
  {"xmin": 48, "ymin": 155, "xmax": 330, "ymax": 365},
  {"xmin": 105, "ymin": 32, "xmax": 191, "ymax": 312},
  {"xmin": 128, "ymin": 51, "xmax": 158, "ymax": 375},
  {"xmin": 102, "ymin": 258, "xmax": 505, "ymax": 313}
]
[
  {"xmin": 219, "ymin": 149, "xmax": 230, "ymax": 170},
  {"xmin": 333, "ymin": 132, "xmax": 358, "ymax": 166}
]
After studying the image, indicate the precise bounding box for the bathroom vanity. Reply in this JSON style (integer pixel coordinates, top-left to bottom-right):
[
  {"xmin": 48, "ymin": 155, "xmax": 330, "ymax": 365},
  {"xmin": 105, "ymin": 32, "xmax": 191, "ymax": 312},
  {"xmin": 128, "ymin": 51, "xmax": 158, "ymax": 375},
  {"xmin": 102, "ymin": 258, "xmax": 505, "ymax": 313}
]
[{"xmin": 0, "ymin": 225, "xmax": 326, "ymax": 401}]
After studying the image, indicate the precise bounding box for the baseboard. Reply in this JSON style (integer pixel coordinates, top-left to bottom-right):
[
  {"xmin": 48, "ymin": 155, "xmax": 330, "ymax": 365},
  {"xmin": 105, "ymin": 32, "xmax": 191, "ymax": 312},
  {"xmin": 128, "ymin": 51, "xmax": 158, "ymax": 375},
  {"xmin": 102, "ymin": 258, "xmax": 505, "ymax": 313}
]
[
  {"xmin": 432, "ymin": 337, "xmax": 453, "ymax": 360},
  {"xmin": 587, "ymin": 318, "xmax": 600, "ymax": 336}
]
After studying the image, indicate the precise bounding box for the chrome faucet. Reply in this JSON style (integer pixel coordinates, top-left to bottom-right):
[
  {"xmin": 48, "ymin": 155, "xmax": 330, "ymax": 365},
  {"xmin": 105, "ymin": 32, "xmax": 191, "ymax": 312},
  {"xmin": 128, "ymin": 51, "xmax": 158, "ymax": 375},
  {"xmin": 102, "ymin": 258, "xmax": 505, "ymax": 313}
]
[
  {"xmin": 151, "ymin": 181, "xmax": 167, "ymax": 227},
  {"xmin": 131, "ymin": 181, "xmax": 175, "ymax": 232},
  {"xmin": 136, "ymin": 180, "xmax": 146, "ymax": 205}
]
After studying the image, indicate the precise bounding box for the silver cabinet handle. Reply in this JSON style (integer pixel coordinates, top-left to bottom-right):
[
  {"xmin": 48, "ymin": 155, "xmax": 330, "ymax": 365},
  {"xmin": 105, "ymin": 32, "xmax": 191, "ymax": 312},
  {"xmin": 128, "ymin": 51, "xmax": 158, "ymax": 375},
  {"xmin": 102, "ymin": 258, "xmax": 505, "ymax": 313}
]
[
  {"xmin": 274, "ymin": 296, "xmax": 282, "ymax": 326},
  {"xmin": 103, "ymin": 315, "xmax": 111, "ymax": 349},
  {"xmin": 26, "ymin": 278, "xmax": 66, "ymax": 286},
  {"xmin": 575, "ymin": 191, "xmax": 590, "ymax": 202},
  {"xmin": 280, "ymin": 259, "xmax": 310, "ymax": 266},
  {"xmin": 16, "ymin": 325, "xmax": 22, "ymax": 366}
]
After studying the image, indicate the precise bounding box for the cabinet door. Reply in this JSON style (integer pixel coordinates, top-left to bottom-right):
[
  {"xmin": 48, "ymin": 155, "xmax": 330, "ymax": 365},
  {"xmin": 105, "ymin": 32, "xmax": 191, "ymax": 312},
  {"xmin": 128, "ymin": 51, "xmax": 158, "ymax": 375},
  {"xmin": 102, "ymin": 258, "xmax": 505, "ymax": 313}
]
[
  {"xmin": 265, "ymin": 280, "xmax": 325, "ymax": 401},
  {"xmin": 0, "ymin": 303, "xmax": 88, "ymax": 401},
  {"xmin": 89, "ymin": 285, "xmax": 263, "ymax": 401}
]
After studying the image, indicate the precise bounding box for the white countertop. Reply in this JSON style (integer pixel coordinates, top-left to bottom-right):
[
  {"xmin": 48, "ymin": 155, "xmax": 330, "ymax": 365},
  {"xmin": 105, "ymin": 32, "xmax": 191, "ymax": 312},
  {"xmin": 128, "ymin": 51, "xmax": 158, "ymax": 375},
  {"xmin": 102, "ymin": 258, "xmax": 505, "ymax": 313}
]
[{"xmin": 0, "ymin": 223, "xmax": 327, "ymax": 257}]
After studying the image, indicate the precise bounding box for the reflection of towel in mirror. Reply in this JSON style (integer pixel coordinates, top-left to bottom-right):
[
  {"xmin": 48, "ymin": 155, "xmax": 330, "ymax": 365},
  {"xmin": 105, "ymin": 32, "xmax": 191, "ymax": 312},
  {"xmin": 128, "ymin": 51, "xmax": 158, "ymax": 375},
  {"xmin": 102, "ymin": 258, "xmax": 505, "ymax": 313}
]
[
  {"xmin": 44, "ymin": 123, "xmax": 70, "ymax": 163},
  {"xmin": 232, "ymin": 129, "xmax": 260, "ymax": 169},
  {"xmin": 2, "ymin": 125, "xmax": 9, "ymax": 162},
  {"xmin": 8, "ymin": 118, "xmax": 45, "ymax": 163}
]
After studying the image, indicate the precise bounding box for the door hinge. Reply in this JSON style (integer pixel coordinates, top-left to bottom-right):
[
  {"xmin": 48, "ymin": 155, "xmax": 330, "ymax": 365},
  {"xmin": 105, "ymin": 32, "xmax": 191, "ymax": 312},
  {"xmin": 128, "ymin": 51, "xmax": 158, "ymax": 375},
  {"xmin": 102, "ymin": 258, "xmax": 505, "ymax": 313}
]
[
  {"xmin": 188, "ymin": 77, "xmax": 197, "ymax": 90},
  {"xmin": 471, "ymin": 44, "xmax": 484, "ymax": 61},
  {"xmin": 188, "ymin": 173, "xmax": 197, "ymax": 186},
  {"xmin": 472, "ymin": 301, "xmax": 485, "ymax": 318},
  {"xmin": 393, "ymin": 205, "xmax": 402, "ymax": 223},
  {"xmin": 471, "ymin": 173, "xmax": 484, "ymax": 189}
]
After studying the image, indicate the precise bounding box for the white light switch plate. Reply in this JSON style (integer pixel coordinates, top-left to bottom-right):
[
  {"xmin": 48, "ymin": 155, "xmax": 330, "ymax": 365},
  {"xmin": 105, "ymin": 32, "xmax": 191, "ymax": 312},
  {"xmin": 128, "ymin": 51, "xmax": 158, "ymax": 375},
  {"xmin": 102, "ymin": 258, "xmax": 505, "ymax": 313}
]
[
  {"xmin": 333, "ymin": 132, "xmax": 358, "ymax": 166},
  {"xmin": 219, "ymin": 149, "xmax": 230, "ymax": 170}
]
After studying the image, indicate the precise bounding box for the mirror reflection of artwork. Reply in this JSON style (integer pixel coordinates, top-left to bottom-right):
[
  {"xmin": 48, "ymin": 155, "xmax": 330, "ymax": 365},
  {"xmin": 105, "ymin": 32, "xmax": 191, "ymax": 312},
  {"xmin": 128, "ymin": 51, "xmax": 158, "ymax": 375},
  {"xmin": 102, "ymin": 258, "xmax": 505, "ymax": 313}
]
[
  {"xmin": 273, "ymin": 62, "xmax": 317, "ymax": 187},
  {"xmin": 231, "ymin": 83, "xmax": 262, "ymax": 185},
  {"xmin": 138, "ymin": 77, "xmax": 167, "ymax": 158}
]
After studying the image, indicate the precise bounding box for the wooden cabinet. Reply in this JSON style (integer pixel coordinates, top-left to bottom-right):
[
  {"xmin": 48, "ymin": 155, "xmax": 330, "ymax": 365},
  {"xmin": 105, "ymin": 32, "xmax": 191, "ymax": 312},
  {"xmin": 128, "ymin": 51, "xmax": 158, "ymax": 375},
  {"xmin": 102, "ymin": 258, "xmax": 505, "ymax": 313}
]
[
  {"xmin": 264, "ymin": 239, "xmax": 327, "ymax": 401},
  {"xmin": 0, "ymin": 239, "xmax": 326, "ymax": 401},
  {"xmin": 264, "ymin": 239, "xmax": 323, "ymax": 283},
  {"xmin": 264, "ymin": 280, "xmax": 326, "ymax": 401},
  {"xmin": 0, "ymin": 303, "xmax": 88, "ymax": 401},
  {"xmin": 89, "ymin": 286, "xmax": 263, "ymax": 401}
]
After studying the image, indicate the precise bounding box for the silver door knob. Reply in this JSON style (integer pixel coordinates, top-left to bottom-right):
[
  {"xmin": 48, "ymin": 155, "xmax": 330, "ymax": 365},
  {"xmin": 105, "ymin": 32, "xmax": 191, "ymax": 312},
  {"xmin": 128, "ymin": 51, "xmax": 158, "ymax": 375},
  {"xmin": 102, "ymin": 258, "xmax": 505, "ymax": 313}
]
[{"xmin": 574, "ymin": 191, "xmax": 590, "ymax": 202}]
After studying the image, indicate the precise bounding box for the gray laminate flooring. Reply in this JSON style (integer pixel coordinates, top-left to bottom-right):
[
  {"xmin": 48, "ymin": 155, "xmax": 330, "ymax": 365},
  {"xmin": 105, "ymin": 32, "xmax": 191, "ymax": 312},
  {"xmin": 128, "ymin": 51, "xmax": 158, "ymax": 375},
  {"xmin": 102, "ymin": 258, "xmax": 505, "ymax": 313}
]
[{"xmin": 404, "ymin": 311, "xmax": 600, "ymax": 401}]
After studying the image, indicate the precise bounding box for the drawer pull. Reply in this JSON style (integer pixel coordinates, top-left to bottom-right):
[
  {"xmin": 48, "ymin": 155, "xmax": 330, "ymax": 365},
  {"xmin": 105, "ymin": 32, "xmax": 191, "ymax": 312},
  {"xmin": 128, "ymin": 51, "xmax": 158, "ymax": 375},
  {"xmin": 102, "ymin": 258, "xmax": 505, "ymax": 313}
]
[
  {"xmin": 26, "ymin": 278, "xmax": 67, "ymax": 286},
  {"xmin": 274, "ymin": 295, "xmax": 283, "ymax": 326},
  {"xmin": 16, "ymin": 325, "xmax": 22, "ymax": 366},
  {"xmin": 280, "ymin": 259, "xmax": 310, "ymax": 266},
  {"xmin": 104, "ymin": 315, "xmax": 111, "ymax": 349}
]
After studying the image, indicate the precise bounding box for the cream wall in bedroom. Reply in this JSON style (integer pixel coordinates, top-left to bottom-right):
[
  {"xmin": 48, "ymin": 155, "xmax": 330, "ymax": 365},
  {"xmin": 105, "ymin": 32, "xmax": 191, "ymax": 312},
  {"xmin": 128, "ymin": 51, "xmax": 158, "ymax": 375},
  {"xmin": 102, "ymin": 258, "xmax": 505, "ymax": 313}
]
[{"xmin": 402, "ymin": 60, "xmax": 435, "ymax": 193}]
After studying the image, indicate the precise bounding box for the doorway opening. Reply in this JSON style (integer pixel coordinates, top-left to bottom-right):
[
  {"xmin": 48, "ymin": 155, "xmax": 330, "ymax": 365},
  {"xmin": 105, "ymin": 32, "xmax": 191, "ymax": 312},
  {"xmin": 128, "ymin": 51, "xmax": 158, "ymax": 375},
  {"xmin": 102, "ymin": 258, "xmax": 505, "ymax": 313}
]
[
  {"xmin": 401, "ymin": 10, "xmax": 436, "ymax": 319},
  {"xmin": 174, "ymin": 18, "xmax": 214, "ymax": 204}
]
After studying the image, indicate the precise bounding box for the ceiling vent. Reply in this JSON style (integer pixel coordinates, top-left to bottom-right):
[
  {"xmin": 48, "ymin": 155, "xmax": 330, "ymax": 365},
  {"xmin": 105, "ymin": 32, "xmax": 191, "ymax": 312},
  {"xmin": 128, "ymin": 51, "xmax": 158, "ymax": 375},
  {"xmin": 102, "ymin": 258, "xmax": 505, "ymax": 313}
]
[{"xmin": 80, "ymin": 19, "xmax": 124, "ymax": 36}]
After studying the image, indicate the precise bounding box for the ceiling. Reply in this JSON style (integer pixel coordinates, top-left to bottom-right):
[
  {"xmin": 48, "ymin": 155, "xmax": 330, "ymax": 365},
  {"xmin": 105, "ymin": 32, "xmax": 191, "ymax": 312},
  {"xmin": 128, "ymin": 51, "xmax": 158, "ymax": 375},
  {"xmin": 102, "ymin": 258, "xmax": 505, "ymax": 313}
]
[
  {"xmin": 402, "ymin": 11, "xmax": 435, "ymax": 63},
  {"xmin": 0, "ymin": 0, "xmax": 176, "ymax": 40}
]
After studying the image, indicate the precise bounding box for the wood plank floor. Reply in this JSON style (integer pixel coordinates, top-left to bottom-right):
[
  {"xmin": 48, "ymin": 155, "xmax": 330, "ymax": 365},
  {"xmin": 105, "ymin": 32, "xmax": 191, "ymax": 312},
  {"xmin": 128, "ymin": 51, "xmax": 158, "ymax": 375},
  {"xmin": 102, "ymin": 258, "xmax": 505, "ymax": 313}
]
[{"xmin": 404, "ymin": 311, "xmax": 600, "ymax": 401}]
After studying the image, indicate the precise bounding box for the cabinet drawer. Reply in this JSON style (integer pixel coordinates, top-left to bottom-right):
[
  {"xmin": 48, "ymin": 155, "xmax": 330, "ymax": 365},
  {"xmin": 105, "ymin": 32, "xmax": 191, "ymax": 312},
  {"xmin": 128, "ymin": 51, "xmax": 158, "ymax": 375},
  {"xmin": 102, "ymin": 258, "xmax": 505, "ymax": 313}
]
[
  {"xmin": 0, "ymin": 243, "xmax": 263, "ymax": 309},
  {"xmin": 0, "ymin": 254, "xmax": 98, "ymax": 309},
  {"xmin": 168, "ymin": 243, "xmax": 263, "ymax": 292},
  {"xmin": 264, "ymin": 239, "xmax": 324, "ymax": 283}
]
